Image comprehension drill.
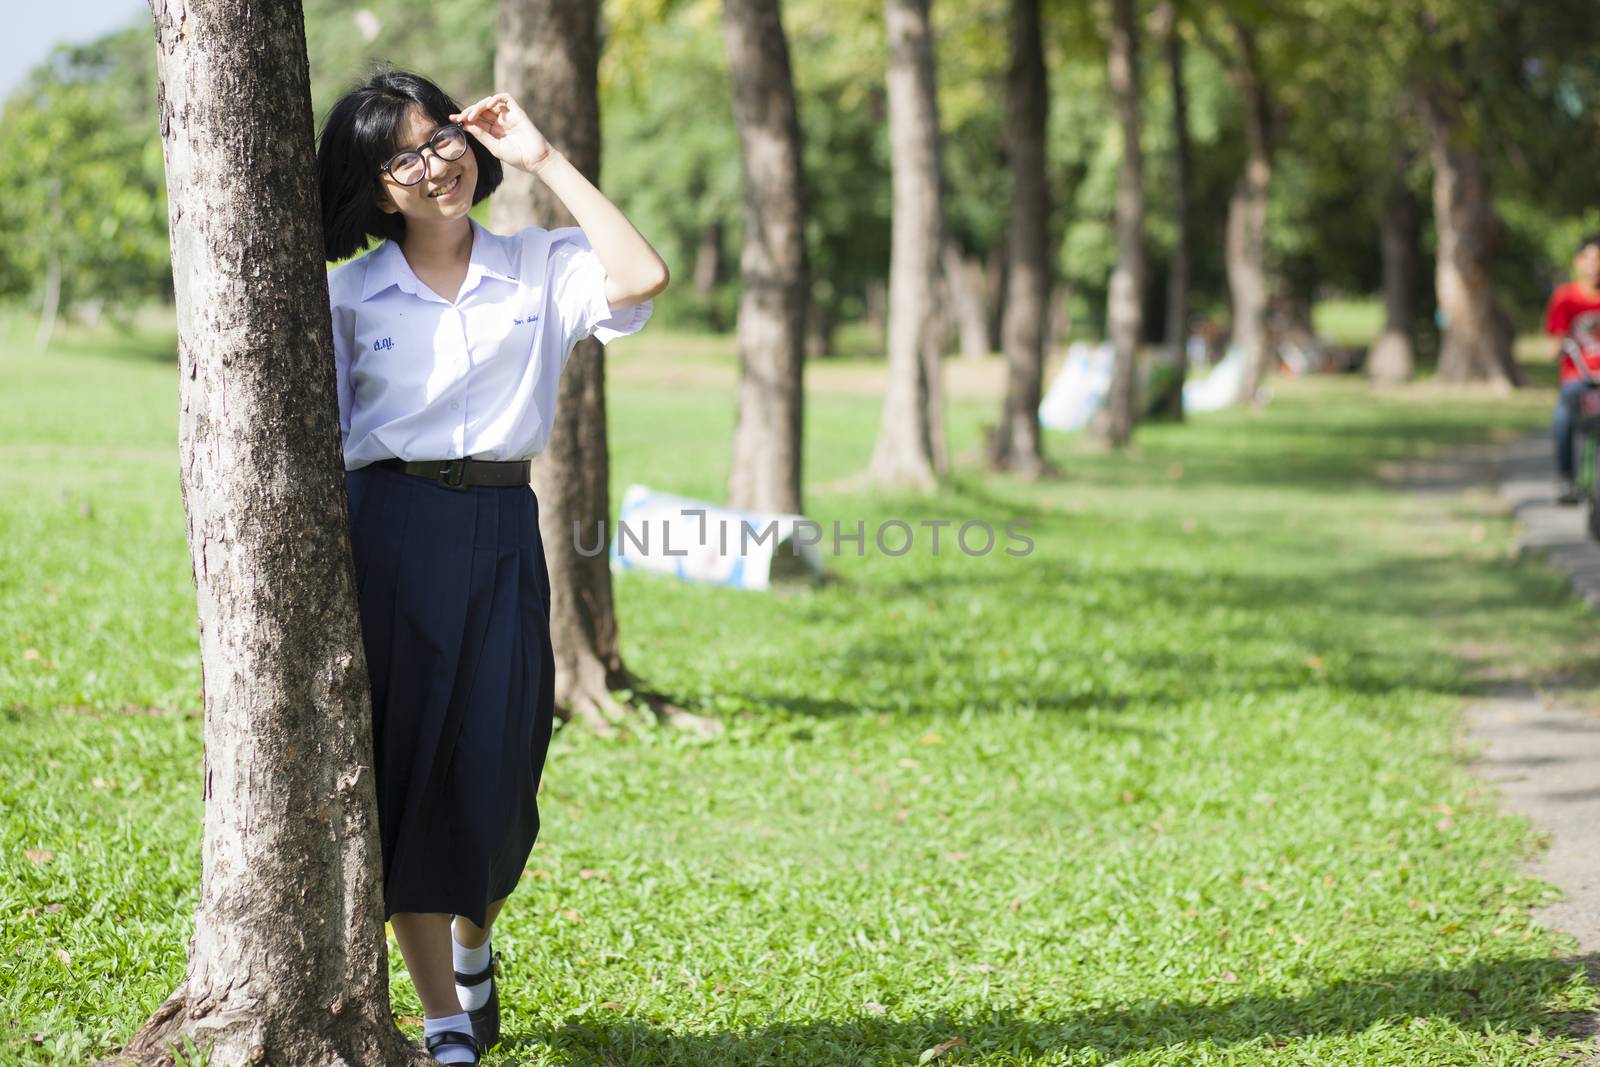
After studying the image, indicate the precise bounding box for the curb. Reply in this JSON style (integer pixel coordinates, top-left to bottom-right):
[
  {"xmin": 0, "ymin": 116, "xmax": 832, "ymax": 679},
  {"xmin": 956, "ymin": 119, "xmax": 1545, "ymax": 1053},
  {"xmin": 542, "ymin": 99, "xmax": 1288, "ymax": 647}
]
[{"xmin": 1499, "ymin": 432, "xmax": 1600, "ymax": 610}]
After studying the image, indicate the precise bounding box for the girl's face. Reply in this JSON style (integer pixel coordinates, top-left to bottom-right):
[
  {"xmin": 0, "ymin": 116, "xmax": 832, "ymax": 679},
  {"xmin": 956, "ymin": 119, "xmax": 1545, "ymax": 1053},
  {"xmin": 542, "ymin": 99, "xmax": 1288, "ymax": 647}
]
[{"xmin": 375, "ymin": 105, "xmax": 478, "ymax": 224}]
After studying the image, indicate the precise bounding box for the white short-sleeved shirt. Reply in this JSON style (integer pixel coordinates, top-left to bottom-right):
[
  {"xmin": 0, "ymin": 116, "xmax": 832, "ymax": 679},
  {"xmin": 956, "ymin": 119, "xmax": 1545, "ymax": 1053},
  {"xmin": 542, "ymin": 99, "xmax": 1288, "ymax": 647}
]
[{"xmin": 327, "ymin": 217, "xmax": 652, "ymax": 469}]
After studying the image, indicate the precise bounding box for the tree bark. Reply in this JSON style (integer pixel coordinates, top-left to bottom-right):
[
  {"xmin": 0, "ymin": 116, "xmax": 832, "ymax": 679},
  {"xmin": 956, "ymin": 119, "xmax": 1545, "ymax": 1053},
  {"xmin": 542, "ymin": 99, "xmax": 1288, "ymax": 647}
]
[
  {"xmin": 106, "ymin": 2, "xmax": 417, "ymax": 1064},
  {"xmin": 693, "ymin": 220, "xmax": 722, "ymax": 300},
  {"xmin": 494, "ymin": 0, "xmax": 707, "ymax": 734},
  {"xmin": 1225, "ymin": 19, "xmax": 1273, "ymax": 403},
  {"xmin": 868, "ymin": 0, "xmax": 946, "ymax": 488},
  {"xmin": 1368, "ymin": 143, "xmax": 1419, "ymax": 386},
  {"xmin": 723, "ymin": 0, "xmax": 809, "ymax": 516},
  {"xmin": 943, "ymin": 242, "xmax": 990, "ymax": 359},
  {"xmin": 989, "ymin": 0, "xmax": 1051, "ymax": 473},
  {"xmin": 1159, "ymin": 0, "xmax": 1190, "ymax": 418},
  {"xmin": 1419, "ymin": 84, "xmax": 1521, "ymax": 387},
  {"xmin": 1089, "ymin": 0, "xmax": 1144, "ymax": 448},
  {"xmin": 985, "ymin": 235, "xmax": 1008, "ymax": 353}
]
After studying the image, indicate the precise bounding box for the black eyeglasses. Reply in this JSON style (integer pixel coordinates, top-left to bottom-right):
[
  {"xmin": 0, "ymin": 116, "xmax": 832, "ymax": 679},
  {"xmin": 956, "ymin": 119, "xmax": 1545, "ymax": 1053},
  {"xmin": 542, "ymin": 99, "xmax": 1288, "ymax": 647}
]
[{"xmin": 379, "ymin": 123, "xmax": 469, "ymax": 187}]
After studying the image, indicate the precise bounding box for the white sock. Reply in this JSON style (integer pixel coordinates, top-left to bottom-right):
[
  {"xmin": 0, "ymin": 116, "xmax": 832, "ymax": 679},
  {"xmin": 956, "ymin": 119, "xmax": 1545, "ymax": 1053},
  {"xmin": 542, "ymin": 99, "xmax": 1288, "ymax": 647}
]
[
  {"xmin": 423, "ymin": 1011, "xmax": 476, "ymax": 1063},
  {"xmin": 451, "ymin": 926, "xmax": 493, "ymax": 1011}
]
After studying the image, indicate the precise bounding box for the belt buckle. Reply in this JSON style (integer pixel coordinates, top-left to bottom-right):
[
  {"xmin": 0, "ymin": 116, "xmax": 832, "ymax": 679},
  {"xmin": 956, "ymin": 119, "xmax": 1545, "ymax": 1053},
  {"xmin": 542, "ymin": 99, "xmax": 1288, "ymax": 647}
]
[{"xmin": 437, "ymin": 459, "xmax": 469, "ymax": 491}]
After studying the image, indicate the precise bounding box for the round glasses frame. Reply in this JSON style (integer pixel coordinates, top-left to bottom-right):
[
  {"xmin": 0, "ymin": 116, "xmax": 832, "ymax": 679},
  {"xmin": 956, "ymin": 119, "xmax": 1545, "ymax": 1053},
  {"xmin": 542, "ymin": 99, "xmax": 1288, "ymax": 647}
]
[{"xmin": 379, "ymin": 123, "xmax": 470, "ymax": 187}]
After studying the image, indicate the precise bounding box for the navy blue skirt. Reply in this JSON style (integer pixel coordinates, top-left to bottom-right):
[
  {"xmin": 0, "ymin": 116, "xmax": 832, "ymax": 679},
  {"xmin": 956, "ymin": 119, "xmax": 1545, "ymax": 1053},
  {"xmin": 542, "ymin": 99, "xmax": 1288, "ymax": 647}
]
[{"xmin": 344, "ymin": 462, "xmax": 555, "ymax": 930}]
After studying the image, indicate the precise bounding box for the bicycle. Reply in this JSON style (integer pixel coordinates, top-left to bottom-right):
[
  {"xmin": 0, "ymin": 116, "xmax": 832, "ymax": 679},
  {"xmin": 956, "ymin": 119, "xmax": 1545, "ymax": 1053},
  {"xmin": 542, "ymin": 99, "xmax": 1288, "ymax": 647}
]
[{"xmin": 1558, "ymin": 336, "xmax": 1600, "ymax": 540}]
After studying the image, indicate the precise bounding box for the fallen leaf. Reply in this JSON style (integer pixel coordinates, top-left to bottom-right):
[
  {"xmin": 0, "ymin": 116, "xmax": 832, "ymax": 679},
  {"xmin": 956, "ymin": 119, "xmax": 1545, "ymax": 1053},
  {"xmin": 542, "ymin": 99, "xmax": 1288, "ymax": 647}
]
[
  {"xmin": 1292, "ymin": 933, "xmax": 1307, "ymax": 945},
  {"xmin": 918, "ymin": 1037, "xmax": 968, "ymax": 1064},
  {"xmin": 1209, "ymin": 971, "xmax": 1240, "ymax": 984},
  {"xmin": 713, "ymin": 983, "xmax": 744, "ymax": 995},
  {"xmin": 897, "ymin": 757, "xmax": 921, "ymax": 769},
  {"xmin": 560, "ymin": 909, "xmax": 583, "ymax": 923},
  {"xmin": 1436, "ymin": 817, "xmax": 1455, "ymax": 832},
  {"xmin": 578, "ymin": 868, "xmax": 608, "ymax": 881},
  {"xmin": 24, "ymin": 850, "xmax": 53, "ymax": 866},
  {"xmin": 918, "ymin": 734, "xmax": 944, "ymax": 745},
  {"xmin": 22, "ymin": 649, "xmax": 40, "ymax": 661},
  {"xmin": 1119, "ymin": 791, "xmax": 1137, "ymax": 804},
  {"xmin": 1305, "ymin": 656, "xmax": 1325, "ymax": 670},
  {"xmin": 599, "ymin": 1001, "xmax": 622, "ymax": 1011},
  {"xmin": 942, "ymin": 850, "xmax": 969, "ymax": 863},
  {"xmin": 395, "ymin": 1015, "xmax": 423, "ymax": 1027},
  {"xmin": 54, "ymin": 949, "xmax": 70, "ymax": 965},
  {"xmin": 44, "ymin": 904, "xmax": 63, "ymax": 914},
  {"xmin": 863, "ymin": 1001, "xmax": 887, "ymax": 1015}
]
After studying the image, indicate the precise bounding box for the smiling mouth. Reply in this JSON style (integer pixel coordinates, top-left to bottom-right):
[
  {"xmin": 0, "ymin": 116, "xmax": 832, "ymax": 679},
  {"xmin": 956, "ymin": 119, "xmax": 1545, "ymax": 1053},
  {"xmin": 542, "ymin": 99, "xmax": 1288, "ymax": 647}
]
[{"xmin": 428, "ymin": 175, "xmax": 461, "ymax": 199}]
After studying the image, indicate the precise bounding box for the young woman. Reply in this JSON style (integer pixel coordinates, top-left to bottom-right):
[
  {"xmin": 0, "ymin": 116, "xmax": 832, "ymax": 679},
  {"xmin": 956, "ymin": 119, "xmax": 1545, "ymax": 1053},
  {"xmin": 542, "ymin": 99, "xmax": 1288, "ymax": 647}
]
[{"xmin": 315, "ymin": 69, "xmax": 669, "ymax": 1065}]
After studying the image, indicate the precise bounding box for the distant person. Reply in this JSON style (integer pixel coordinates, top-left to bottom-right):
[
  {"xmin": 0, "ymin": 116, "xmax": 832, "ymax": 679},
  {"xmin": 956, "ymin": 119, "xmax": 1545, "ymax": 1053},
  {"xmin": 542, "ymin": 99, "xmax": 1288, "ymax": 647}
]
[{"xmin": 1544, "ymin": 233, "xmax": 1600, "ymax": 504}]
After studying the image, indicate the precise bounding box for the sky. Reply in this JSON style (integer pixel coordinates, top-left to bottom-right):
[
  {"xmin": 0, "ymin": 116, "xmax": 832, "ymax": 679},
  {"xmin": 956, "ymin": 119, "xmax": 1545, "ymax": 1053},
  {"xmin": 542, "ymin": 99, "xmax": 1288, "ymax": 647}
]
[{"xmin": 2, "ymin": 0, "xmax": 148, "ymax": 101}]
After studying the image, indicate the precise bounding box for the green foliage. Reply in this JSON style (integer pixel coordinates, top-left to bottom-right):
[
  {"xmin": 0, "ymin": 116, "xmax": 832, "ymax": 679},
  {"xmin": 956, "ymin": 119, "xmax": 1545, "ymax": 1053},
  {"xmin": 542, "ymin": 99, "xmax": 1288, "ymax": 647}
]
[{"xmin": 0, "ymin": 30, "xmax": 170, "ymax": 316}]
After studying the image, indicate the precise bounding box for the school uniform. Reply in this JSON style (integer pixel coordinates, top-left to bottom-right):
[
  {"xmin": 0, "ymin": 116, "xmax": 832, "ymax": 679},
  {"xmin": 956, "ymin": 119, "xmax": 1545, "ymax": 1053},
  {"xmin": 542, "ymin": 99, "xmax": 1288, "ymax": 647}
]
[{"xmin": 328, "ymin": 216, "xmax": 651, "ymax": 930}]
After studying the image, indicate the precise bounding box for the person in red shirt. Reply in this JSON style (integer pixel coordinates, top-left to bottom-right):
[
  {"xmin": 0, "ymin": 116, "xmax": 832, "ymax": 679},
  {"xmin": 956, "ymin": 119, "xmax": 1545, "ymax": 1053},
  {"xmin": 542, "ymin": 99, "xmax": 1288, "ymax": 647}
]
[{"xmin": 1545, "ymin": 234, "xmax": 1600, "ymax": 503}]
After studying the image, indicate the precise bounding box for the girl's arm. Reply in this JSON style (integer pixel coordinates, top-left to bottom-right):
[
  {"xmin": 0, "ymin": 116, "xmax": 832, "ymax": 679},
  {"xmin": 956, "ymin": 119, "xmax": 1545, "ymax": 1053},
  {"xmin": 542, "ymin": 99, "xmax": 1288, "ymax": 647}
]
[
  {"xmin": 453, "ymin": 93, "xmax": 670, "ymax": 309},
  {"xmin": 530, "ymin": 151, "xmax": 669, "ymax": 310}
]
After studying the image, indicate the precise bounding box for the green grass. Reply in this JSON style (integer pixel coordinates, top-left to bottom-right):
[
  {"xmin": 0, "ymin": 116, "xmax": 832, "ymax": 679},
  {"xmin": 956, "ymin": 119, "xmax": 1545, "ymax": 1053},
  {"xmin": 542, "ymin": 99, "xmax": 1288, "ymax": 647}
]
[{"xmin": 3, "ymin": 304, "xmax": 1599, "ymax": 1065}]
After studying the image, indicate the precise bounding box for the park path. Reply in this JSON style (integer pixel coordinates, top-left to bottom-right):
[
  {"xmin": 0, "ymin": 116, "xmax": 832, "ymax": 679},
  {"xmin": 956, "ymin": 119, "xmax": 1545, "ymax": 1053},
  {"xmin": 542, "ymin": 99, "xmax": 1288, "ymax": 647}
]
[{"xmin": 1413, "ymin": 432, "xmax": 1600, "ymax": 1056}]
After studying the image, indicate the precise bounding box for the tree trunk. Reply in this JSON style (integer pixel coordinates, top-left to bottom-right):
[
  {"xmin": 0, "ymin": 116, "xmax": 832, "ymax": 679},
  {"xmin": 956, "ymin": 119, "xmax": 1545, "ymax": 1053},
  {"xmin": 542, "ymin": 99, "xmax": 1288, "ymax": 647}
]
[
  {"xmin": 864, "ymin": 277, "xmax": 888, "ymax": 347},
  {"xmin": 1158, "ymin": 0, "xmax": 1189, "ymax": 418},
  {"xmin": 985, "ymin": 235, "xmax": 1008, "ymax": 353},
  {"xmin": 106, "ymin": 3, "xmax": 416, "ymax": 1064},
  {"xmin": 1226, "ymin": 19, "xmax": 1273, "ymax": 403},
  {"xmin": 1368, "ymin": 143, "xmax": 1419, "ymax": 386},
  {"xmin": 868, "ymin": 0, "xmax": 945, "ymax": 488},
  {"xmin": 1419, "ymin": 84, "xmax": 1521, "ymax": 387},
  {"xmin": 693, "ymin": 219, "xmax": 722, "ymax": 300},
  {"xmin": 943, "ymin": 242, "xmax": 990, "ymax": 359},
  {"xmin": 1089, "ymin": 0, "xmax": 1144, "ymax": 448},
  {"xmin": 494, "ymin": 0, "xmax": 706, "ymax": 734},
  {"xmin": 723, "ymin": 0, "xmax": 808, "ymax": 516},
  {"xmin": 989, "ymin": 0, "xmax": 1050, "ymax": 474},
  {"xmin": 1048, "ymin": 283, "xmax": 1073, "ymax": 352}
]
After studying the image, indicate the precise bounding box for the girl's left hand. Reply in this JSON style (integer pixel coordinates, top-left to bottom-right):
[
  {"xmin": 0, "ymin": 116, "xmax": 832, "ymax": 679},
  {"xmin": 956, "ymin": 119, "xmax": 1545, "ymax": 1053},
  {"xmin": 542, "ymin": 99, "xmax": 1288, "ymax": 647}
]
[{"xmin": 450, "ymin": 93, "xmax": 553, "ymax": 174}]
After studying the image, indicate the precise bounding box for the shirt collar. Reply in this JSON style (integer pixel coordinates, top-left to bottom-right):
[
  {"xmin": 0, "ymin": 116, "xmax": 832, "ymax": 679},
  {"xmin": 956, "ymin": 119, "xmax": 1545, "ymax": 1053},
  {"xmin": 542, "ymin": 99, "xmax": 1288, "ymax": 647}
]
[{"xmin": 359, "ymin": 218, "xmax": 518, "ymax": 303}]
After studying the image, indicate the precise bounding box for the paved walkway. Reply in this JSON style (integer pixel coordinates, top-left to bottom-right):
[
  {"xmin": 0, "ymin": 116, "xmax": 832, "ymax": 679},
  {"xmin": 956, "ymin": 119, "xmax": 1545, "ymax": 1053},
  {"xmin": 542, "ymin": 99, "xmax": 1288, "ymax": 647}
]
[{"xmin": 1467, "ymin": 432, "xmax": 1600, "ymax": 1053}]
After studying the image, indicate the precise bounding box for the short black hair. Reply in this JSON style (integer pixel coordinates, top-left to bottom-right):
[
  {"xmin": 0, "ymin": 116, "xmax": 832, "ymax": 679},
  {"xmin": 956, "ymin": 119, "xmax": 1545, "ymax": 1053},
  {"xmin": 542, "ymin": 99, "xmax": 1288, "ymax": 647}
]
[
  {"xmin": 1578, "ymin": 233, "xmax": 1600, "ymax": 256},
  {"xmin": 316, "ymin": 68, "xmax": 503, "ymax": 262}
]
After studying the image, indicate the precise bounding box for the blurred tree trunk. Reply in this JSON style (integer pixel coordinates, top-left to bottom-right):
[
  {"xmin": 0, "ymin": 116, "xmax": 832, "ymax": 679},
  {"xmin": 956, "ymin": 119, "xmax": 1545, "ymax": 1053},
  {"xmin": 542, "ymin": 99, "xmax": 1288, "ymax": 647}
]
[
  {"xmin": 495, "ymin": 0, "xmax": 704, "ymax": 733},
  {"xmin": 1419, "ymin": 83, "xmax": 1521, "ymax": 387},
  {"xmin": 1049, "ymin": 284, "xmax": 1074, "ymax": 352},
  {"xmin": 865, "ymin": 277, "xmax": 888, "ymax": 345},
  {"xmin": 944, "ymin": 242, "xmax": 990, "ymax": 359},
  {"xmin": 723, "ymin": 0, "xmax": 808, "ymax": 515},
  {"xmin": 108, "ymin": 2, "xmax": 416, "ymax": 1064},
  {"xmin": 693, "ymin": 220, "xmax": 722, "ymax": 300},
  {"xmin": 868, "ymin": 0, "xmax": 945, "ymax": 488},
  {"xmin": 1089, "ymin": 0, "xmax": 1144, "ymax": 448},
  {"xmin": 986, "ymin": 236, "xmax": 1008, "ymax": 355},
  {"xmin": 806, "ymin": 289, "xmax": 835, "ymax": 357},
  {"xmin": 1368, "ymin": 143, "xmax": 1419, "ymax": 386},
  {"xmin": 1158, "ymin": 0, "xmax": 1190, "ymax": 419},
  {"xmin": 1226, "ymin": 19, "xmax": 1273, "ymax": 402},
  {"xmin": 989, "ymin": 0, "xmax": 1050, "ymax": 474}
]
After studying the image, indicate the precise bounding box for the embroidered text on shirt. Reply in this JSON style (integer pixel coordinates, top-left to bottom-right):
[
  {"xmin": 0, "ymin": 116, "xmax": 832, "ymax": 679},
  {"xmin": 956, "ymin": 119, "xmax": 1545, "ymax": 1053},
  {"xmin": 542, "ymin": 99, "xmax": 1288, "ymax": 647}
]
[
  {"xmin": 373, "ymin": 337, "xmax": 395, "ymax": 352},
  {"xmin": 514, "ymin": 315, "xmax": 540, "ymax": 326}
]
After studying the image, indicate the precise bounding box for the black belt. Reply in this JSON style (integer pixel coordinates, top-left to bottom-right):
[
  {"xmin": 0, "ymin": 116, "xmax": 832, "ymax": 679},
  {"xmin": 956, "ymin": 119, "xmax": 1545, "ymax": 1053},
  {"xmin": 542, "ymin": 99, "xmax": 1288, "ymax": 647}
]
[{"xmin": 374, "ymin": 457, "xmax": 531, "ymax": 490}]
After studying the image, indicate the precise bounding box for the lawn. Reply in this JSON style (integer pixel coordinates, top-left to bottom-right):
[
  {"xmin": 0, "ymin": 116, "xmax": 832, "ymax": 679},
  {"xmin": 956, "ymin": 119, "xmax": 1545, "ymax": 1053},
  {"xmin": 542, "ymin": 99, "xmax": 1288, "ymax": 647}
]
[{"xmin": 2, "ymin": 305, "xmax": 1598, "ymax": 1065}]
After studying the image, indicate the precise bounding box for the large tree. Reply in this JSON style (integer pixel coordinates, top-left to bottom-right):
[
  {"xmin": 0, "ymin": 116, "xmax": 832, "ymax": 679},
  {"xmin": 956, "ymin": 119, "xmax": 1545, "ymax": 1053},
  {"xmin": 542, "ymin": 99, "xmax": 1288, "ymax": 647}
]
[
  {"xmin": 1089, "ymin": 0, "xmax": 1145, "ymax": 448},
  {"xmin": 723, "ymin": 0, "xmax": 809, "ymax": 515},
  {"xmin": 1418, "ymin": 77, "xmax": 1521, "ymax": 386},
  {"xmin": 107, "ymin": 2, "xmax": 417, "ymax": 1064},
  {"xmin": 493, "ymin": 0, "xmax": 706, "ymax": 733},
  {"xmin": 1368, "ymin": 139, "xmax": 1421, "ymax": 386},
  {"xmin": 988, "ymin": 0, "xmax": 1051, "ymax": 475},
  {"xmin": 1159, "ymin": 0, "xmax": 1192, "ymax": 417},
  {"xmin": 1223, "ymin": 17, "xmax": 1274, "ymax": 402},
  {"xmin": 868, "ymin": 0, "xmax": 946, "ymax": 489}
]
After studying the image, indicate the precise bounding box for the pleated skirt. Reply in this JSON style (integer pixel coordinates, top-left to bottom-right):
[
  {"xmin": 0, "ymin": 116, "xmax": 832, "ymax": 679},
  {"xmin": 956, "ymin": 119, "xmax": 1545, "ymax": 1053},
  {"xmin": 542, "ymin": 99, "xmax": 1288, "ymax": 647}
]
[{"xmin": 343, "ymin": 462, "xmax": 556, "ymax": 930}]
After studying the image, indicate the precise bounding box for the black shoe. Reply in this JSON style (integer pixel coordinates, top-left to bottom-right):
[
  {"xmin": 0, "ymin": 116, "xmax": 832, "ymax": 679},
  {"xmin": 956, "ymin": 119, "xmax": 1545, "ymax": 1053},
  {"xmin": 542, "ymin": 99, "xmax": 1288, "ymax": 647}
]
[
  {"xmin": 456, "ymin": 950, "xmax": 500, "ymax": 1050},
  {"xmin": 424, "ymin": 1027, "xmax": 481, "ymax": 1064}
]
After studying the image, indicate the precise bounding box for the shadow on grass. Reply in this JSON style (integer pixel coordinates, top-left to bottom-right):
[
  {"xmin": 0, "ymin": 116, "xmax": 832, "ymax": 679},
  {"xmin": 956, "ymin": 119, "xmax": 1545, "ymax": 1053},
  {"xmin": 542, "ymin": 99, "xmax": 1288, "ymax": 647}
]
[{"xmin": 499, "ymin": 955, "xmax": 1595, "ymax": 1065}]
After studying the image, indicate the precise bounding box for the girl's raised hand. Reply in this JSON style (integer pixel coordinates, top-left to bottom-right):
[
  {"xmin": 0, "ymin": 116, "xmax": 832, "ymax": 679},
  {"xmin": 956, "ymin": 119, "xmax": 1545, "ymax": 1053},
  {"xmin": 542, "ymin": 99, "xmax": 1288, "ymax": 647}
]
[{"xmin": 449, "ymin": 93, "xmax": 553, "ymax": 174}]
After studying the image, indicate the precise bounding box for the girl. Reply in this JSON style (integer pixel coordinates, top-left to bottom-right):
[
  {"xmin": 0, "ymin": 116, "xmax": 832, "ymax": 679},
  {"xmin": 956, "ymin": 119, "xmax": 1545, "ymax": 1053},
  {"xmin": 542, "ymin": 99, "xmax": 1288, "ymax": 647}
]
[{"xmin": 315, "ymin": 69, "xmax": 669, "ymax": 1065}]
